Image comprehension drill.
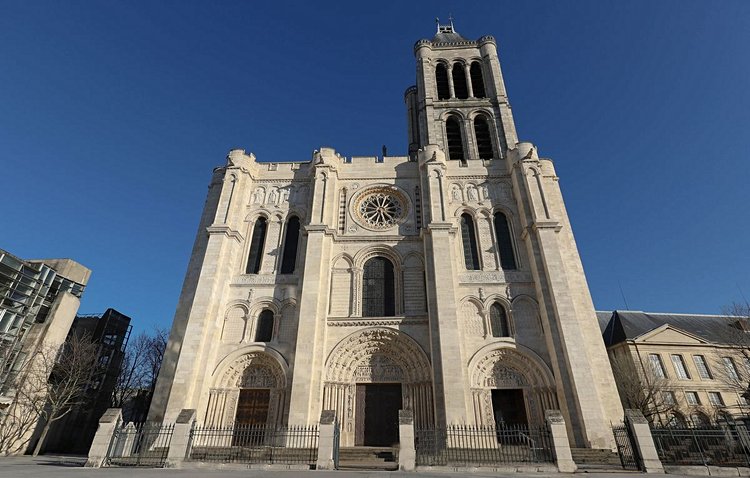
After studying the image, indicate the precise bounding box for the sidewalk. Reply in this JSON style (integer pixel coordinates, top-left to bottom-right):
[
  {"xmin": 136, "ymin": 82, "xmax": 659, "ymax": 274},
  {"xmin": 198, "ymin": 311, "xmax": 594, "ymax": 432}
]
[{"xmin": 0, "ymin": 455, "xmax": 704, "ymax": 478}]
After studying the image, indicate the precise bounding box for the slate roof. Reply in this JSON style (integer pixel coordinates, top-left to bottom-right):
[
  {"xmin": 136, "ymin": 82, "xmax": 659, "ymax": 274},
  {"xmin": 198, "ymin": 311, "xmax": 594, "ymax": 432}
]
[
  {"xmin": 597, "ymin": 310, "xmax": 744, "ymax": 347},
  {"xmin": 432, "ymin": 31, "xmax": 471, "ymax": 44}
]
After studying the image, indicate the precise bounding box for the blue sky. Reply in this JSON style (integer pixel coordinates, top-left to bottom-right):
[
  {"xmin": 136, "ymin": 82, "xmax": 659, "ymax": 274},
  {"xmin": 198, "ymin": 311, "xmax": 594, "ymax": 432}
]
[{"xmin": 1, "ymin": 1, "xmax": 748, "ymax": 334}]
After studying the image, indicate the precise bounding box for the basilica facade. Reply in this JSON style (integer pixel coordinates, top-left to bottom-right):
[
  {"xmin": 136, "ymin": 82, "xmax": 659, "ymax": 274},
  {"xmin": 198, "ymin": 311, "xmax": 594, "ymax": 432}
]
[{"xmin": 149, "ymin": 22, "xmax": 623, "ymax": 449}]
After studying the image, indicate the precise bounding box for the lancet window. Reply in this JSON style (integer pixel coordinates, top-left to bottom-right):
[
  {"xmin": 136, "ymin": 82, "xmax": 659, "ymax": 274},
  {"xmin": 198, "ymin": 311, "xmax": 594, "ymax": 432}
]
[
  {"xmin": 245, "ymin": 217, "xmax": 267, "ymax": 274},
  {"xmin": 460, "ymin": 213, "xmax": 480, "ymax": 270}
]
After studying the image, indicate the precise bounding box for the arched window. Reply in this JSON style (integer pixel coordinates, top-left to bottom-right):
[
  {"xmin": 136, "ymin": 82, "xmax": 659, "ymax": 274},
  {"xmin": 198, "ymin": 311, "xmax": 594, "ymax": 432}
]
[
  {"xmin": 493, "ymin": 212, "xmax": 517, "ymax": 270},
  {"xmin": 362, "ymin": 257, "xmax": 395, "ymax": 317},
  {"xmin": 667, "ymin": 412, "xmax": 687, "ymax": 428},
  {"xmin": 474, "ymin": 115, "xmax": 494, "ymax": 160},
  {"xmin": 460, "ymin": 214, "xmax": 480, "ymax": 270},
  {"xmin": 435, "ymin": 64, "xmax": 450, "ymax": 100},
  {"xmin": 470, "ymin": 61, "xmax": 486, "ymax": 98},
  {"xmin": 452, "ymin": 63, "xmax": 468, "ymax": 99},
  {"xmin": 255, "ymin": 310, "xmax": 274, "ymax": 342},
  {"xmin": 690, "ymin": 412, "xmax": 711, "ymax": 427},
  {"xmin": 446, "ymin": 116, "xmax": 465, "ymax": 161},
  {"xmin": 280, "ymin": 216, "xmax": 300, "ymax": 274},
  {"xmin": 490, "ymin": 303, "xmax": 511, "ymax": 337},
  {"xmin": 245, "ymin": 217, "xmax": 267, "ymax": 274}
]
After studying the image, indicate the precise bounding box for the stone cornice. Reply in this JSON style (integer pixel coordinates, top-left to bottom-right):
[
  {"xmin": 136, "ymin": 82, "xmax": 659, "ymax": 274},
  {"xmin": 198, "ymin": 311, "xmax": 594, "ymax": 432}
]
[
  {"xmin": 229, "ymin": 274, "xmax": 299, "ymax": 286},
  {"xmin": 327, "ymin": 316, "xmax": 428, "ymax": 327},
  {"xmin": 206, "ymin": 225, "xmax": 244, "ymax": 243}
]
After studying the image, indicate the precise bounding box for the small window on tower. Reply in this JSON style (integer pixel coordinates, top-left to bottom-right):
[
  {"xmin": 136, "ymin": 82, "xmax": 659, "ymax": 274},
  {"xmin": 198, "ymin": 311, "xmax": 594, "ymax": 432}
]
[
  {"xmin": 445, "ymin": 116, "xmax": 465, "ymax": 161},
  {"xmin": 255, "ymin": 310, "xmax": 274, "ymax": 342},
  {"xmin": 460, "ymin": 213, "xmax": 480, "ymax": 270},
  {"xmin": 474, "ymin": 116, "xmax": 494, "ymax": 160},
  {"xmin": 452, "ymin": 63, "xmax": 469, "ymax": 99},
  {"xmin": 436, "ymin": 64, "xmax": 450, "ymax": 100}
]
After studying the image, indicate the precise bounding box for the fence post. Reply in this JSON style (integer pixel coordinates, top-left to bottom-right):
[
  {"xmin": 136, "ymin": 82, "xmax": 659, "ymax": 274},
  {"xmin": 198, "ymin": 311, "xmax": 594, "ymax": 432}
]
[
  {"xmin": 545, "ymin": 410, "xmax": 577, "ymax": 472},
  {"xmin": 399, "ymin": 410, "xmax": 416, "ymax": 471},
  {"xmin": 165, "ymin": 409, "xmax": 196, "ymax": 468},
  {"xmin": 316, "ymin": 410, "xmax": 338, "ymax": 470},
  {"xmin": 624, "ymin": 409, "xmax": 664, "ymax": 473},
  {"xmin": 85, "ymin": 408, "xmax": 122, "ymax": 468}
]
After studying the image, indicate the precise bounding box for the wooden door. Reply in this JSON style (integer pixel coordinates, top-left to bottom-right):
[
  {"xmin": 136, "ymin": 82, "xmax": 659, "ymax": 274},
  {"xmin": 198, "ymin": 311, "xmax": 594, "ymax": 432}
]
[{"xmin": 355, "ymin": 384, "xmax": 402, "ymax": 446}]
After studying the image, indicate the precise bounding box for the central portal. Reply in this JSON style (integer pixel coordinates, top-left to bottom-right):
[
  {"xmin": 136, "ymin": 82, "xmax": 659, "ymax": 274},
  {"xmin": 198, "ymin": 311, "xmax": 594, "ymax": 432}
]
[
  {"xmin": 491, "ymin": 389, "xmax": 528, "ymax": 426},
  {"xmin": 355, "ymin": 383, "xmax": 402, "ymax": 446}
]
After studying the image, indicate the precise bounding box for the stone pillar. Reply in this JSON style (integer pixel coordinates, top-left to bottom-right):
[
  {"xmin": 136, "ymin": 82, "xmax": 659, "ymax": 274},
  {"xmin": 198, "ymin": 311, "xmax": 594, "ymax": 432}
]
[
  {"xmin": 85, "ymin": 408, "xmax": 122, "ymax": 468},
  {"xmin": 545, "ymin": 410, "xmax": 577, "ymax": 473},
  {"xmin": 316, "ymin": 410, "xmax": 338, "ymax": 471},
  {"xmin": 165, "ymin": 409, "xmax": 196, "ymax": 468},
  {"xmin": 624, "ymin": 409, "xmax": 664, "ymax": 473},
  {"xmin": 119, "ymin": 423, "xmax": 136, "ymax": 457},
  {"xmin": 398, "ymin": 410, "xmax": 416, "ymax": 471},
  {"xmin": 464, "ymin": 63, "xmax": 474, "ymax": 98}
]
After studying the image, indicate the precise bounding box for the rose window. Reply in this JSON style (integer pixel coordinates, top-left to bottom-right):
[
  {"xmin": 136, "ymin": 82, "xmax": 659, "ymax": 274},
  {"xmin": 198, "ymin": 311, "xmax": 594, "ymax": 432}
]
[{"xmin": 353, "ymin": 187, "xmax": 408, "ymax": 230}]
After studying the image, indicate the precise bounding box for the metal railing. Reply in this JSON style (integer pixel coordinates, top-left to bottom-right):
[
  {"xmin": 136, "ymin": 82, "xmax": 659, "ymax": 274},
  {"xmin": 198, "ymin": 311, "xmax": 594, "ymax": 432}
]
[
  {"xmin": 105, "ymin": 422, "xmax": 174, "ymax": 467},
  {"xmin": 188, "ymin": 424, "xmax": 318, "ymax": 467},
  {"xmin": 415, "ymin": 424, "xmax": 554, "ymax": 467},
  {"xmin": 651, "ymin": 425, "xmax": 750, "ymax": 467}
]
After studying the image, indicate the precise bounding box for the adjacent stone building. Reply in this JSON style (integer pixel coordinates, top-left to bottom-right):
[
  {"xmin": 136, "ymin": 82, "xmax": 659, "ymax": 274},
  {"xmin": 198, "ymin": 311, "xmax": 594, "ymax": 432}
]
[
  {"xmin": 599, "ymin": 310, "xmax": 750, "ymax": 427},
  {"xmin": 149, "ymin": 22, "xmax": 623, "ymax": 449}
]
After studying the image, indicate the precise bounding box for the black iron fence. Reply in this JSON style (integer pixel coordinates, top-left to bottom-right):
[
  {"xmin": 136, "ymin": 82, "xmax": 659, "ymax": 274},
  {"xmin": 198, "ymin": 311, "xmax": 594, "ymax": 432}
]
[
  {"xmin": 651, "ymin": 425, "xmax": 750, "ymax": 467},
  {"xmin": 188, "ymin": 424, "xmax": 318, "ymax": 467},
  {"xmin": 612, "ymin": 423, "xmax": 640, "ymax": 470},
  {"xmin": 105, "ymin": 422, "xmax": 174, "ymax": 467},
  {"xmin": 415, "ymin": 424, "xmax": 554, "ymax": 467}
]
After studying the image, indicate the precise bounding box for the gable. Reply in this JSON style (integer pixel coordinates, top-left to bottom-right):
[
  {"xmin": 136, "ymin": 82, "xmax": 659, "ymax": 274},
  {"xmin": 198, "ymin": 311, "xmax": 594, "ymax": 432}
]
[{"xmin": 637, "ymin": 325, "xmax": 708, "ymax": 345}]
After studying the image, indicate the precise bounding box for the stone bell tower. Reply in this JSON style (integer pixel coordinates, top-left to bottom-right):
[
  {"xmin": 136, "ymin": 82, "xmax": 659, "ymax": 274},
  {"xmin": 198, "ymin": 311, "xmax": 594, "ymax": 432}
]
[{"xmin": 408, "ymin": 20, "xmax": 623, "ymax": 448}]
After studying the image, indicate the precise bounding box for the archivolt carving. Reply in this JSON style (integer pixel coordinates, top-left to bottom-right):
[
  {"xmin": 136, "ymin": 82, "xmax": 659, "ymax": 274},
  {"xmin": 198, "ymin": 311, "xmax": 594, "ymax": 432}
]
[
  {"xmin": 325, "ymin": 328, "xmax": 431, "ymax": 383},
  {"xmin": 218, "ymin": 352, "xmax": 285, "ymax": 389},
  {"xmin": 470, "ymin": 345, "xmax": 553, "ymax": 389}
]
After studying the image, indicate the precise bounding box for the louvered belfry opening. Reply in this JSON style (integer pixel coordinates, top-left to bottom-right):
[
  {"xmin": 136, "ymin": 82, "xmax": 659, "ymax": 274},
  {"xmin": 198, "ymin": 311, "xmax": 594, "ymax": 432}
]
[
  {"xmin": 245, "ymin": 217, "xmax": 267, "ymax": 274},
  {"xmin": 280, "ymin": 216, "xmax": 300, "ymax": 274},
  {"xmin": 470, "ymin": 61, "xmax": 486, "ymax": 98},
  {"xmin": 460, "ymin": 213, "xmax": 480, "ymax": 270},
  {"xmin": 474, "ymin": 116, "xmax": 494, "ymax": 160},
  {"xmin": 494, "ymin": 212, "xmax": 517, "ymax": 270},
  {"xmin": 446, "ymin": 116, "xmax": 465, "ymax": 160},
  {"xmin": 436, "ymin": 64, "xmax": 450, "ymax": 100},
  {"xmin": 452, "ymin": 63, "xmax": 469, "ymax": 99},
  {"xmin": 362, "ymin": 256, "xmax": 395, "ymax": 317}
]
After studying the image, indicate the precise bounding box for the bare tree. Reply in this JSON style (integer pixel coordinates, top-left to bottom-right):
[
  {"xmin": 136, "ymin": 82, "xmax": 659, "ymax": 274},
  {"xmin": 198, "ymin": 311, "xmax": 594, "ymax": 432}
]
[
  {"xmin": 609, "ymin": 351, "xmax": 677, "ymax": 423},
  {"xmin": 110, "ymin": 328, "xmax": 167, "ymax": 422},
  {"xmin": 716, "ymin": 301, "xmax": 750, "ymax": 405},
  {"xmin": 0, "ymin": 333, "xmax": 100, "ymax": 456},
  {"xmin": 31, "ymin": 333, "xmax": 100, "ymax": 455}
]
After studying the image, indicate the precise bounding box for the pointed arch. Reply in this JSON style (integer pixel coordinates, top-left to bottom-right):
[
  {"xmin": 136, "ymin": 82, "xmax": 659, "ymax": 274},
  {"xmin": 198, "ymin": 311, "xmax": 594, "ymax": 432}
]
[
  {"xmin": 245, "ymin": 216, "xmax": 268, "ymax": 274},
  {"xmin": 280, "ymin": 216, "xmax": 300, "ymax": 274},
  {"xmin": 493, "ymin": 211, "xmax": 517, "ymax": 270},
  {"xmin": 460, "ymin": 213, "xmax": 480, "ymax": 270}
]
